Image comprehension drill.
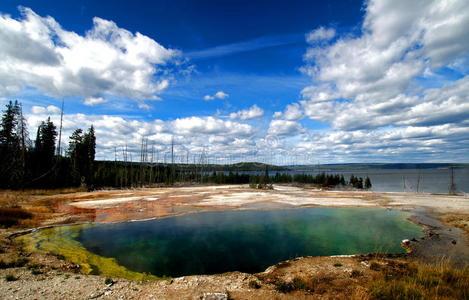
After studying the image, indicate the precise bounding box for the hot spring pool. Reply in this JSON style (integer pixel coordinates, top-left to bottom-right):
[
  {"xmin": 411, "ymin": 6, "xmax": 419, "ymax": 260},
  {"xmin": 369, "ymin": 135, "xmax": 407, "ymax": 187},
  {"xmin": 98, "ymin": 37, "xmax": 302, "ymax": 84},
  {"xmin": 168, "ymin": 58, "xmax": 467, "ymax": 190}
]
[{"xmin": 19, "ymin": 207, "xmax": 423, "ymax": 279}]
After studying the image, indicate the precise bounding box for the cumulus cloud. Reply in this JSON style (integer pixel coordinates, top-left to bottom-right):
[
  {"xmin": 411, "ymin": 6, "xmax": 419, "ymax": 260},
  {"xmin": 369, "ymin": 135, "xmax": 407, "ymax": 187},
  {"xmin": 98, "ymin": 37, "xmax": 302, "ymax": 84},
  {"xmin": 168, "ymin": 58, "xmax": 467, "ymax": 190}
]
[
  {"xmin": 203, "ymin": 90, "xmax": 229, "ymax": 101},
  {"xmin": 25, "ymin": 111, "xmax": 259, "ymax": 160},
  {"xmin": 0, "ymin": 7, "xmax": 178, "ymax": 105},
  {"xmin": 31, "ymin": 105, "xmax": 61, "ymax": 115},
  {"xmin": 84, "ymin": 97, "xmax": 107, "ymax": 106},
  {"xmin": 229, "ymin": 104, "xmax": 264, "ymax": 120},
  {"xmin": 300, "ymin": 0, "xmax": 469, "ymax": 131},
  {"xmin": 297, "ymin": 123, "xmax": 469, "ymax": 163},
  {"xmin": 268, "ymin": 120, "xmax": 303, "ymax": 137},
  {"xmin": 23, "ymin": 105, "xmax": 469, "ymax": 162},
  {"xmin": 273, "ymin": 103, "xmax": 303, "ymax": 121},
  {"xmin": 171, "ymin": 116, "xmax": 252, "ymax": 136},
  {"xmin": 306, "ymin": 27, "xmax": 336, "ymax": 43}
]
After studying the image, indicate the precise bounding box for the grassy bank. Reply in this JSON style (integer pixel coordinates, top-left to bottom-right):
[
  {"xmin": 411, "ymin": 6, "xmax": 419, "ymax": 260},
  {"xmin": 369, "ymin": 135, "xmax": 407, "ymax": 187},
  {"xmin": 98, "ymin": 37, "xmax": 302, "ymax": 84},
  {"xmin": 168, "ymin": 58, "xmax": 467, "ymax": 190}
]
[{"xmin": 369, "ymin": 259, "xmax": 469, "ymax": 299}]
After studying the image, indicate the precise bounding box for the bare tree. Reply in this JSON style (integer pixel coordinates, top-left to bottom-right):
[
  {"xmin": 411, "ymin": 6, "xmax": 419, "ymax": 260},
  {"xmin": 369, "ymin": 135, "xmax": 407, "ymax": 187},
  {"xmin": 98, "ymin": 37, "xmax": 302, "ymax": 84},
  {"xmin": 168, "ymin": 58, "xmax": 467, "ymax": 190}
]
[
  {"xmin": 149, "ymin": 143, "xmax": 154, "ymax": 186},
  {"xmin": 171, "ymin": 136, "xmax": 175, "ymax": 185},
  {"xmin": 449, "ymin": 166, "xmax": 456, "ymax": 195},
  {"xmin": 56, "ymin": 100, "xmax": 64, "ymax": 156}
]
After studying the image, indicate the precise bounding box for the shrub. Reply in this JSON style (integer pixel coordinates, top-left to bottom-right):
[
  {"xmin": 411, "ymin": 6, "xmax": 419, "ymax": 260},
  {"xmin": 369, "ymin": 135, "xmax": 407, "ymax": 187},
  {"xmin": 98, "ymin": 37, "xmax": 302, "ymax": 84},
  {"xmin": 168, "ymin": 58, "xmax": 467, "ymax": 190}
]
[
  {"xmin": 31, "ymin": 269, "xmax": 43, "ymax": 275},
  {"xmin": 275, "ymin": 277, "xmax": 310, "ymax": 293},
  {"xmin": 292, "ymin": 277, "xmax": 308, "ymax": 290},
  {"xmin": 275, "ymin": 281, "xmax": 295, "ymax": 293},
  {"xmin": 15, "ymin": 258, "xmax": 29, "ymax": 267},
  {"xmin": 5, "ymin": 274, "xmax": 18, "ymax": 282},
  {"xmin": 351, "ymin": 270, "xmax": 362, "ymax": 278},
  {"xmin": 105, "ymin": 277, "xmax": 113, "ymax": 285},
  {"xmin": 370, "ymin": 261, "xmax": 381, "ymax": 271},
  {"xmin": 333, "ymin": 263, "xmax": 343, "ymax": 267}
]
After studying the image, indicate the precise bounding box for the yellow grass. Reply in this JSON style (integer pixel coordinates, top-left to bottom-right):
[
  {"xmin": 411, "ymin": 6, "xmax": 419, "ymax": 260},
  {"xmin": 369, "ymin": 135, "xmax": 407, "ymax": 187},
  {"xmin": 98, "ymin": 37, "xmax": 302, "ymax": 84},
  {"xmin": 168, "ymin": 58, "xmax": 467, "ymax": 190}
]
[{"xmin": 368, "ymin": 259, "xmax": 469, "ymax": 299}]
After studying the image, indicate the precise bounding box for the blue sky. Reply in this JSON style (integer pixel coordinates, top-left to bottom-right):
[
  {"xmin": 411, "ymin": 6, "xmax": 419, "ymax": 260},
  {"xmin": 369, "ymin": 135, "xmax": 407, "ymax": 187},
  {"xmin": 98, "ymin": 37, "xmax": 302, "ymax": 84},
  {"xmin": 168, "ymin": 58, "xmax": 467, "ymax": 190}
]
[{"xmin": 1, "ymin": 0, "xmax": 469, "ymax": 163}]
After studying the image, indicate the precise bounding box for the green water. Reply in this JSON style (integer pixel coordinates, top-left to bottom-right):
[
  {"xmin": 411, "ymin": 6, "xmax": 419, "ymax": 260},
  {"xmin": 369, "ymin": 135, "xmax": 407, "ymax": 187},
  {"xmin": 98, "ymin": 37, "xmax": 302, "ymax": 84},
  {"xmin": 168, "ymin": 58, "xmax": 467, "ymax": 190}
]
[{"xmin": 72, "ymin": 207, "xmax": 422, "ymax": 277}]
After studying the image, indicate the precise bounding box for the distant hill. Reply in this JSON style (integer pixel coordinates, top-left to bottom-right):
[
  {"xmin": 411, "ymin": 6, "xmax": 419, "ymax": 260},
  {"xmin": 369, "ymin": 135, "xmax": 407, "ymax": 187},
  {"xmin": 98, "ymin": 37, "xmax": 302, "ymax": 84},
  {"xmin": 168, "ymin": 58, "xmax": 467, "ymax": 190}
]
[{"xmin": 225, "ymin": 162, "xmax": 289, "ymax": 171}]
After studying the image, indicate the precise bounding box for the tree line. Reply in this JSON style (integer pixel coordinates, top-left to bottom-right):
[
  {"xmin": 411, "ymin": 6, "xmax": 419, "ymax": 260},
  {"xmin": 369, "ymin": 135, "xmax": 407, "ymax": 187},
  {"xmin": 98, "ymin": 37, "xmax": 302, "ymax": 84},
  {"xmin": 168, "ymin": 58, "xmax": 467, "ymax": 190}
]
[{"xmin": 92, "ymin": 160, "xmax": 371, "ymax": 190}]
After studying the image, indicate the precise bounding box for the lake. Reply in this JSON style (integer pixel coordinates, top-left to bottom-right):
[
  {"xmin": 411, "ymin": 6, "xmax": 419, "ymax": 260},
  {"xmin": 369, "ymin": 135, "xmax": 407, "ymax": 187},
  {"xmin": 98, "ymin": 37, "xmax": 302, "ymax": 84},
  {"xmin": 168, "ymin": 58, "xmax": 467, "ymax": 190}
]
[
  {"xmin": 69, "ymin": 207, "xmax": 423, "ymax": 277},
  {"xmin": 306, "ymin": 167, "xmax": 469, "ymax": 194},
  {"xmin": 242, "ymin": 166, "xmax": 469, "ymax": 194}
]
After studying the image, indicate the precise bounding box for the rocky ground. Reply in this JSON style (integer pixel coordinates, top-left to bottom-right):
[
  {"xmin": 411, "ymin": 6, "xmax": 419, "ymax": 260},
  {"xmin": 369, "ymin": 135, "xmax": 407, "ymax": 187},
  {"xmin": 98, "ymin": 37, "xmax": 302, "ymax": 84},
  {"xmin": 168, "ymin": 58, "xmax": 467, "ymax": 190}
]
[{"xmin": 1, "ymin": 185, "xmax": 468, "ymax": 299}]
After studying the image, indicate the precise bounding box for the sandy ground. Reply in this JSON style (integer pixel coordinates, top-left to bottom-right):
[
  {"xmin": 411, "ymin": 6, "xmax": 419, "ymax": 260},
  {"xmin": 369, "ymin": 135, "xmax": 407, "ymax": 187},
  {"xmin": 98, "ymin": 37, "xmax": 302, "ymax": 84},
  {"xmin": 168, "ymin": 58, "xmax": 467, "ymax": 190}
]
[
  {"xmin": 53, "ymin": 184, "xmax": 469, "ymax": 224},
  {"xmin": 1, "ymin": 184, "xmax": 469, "ymax": 299}
]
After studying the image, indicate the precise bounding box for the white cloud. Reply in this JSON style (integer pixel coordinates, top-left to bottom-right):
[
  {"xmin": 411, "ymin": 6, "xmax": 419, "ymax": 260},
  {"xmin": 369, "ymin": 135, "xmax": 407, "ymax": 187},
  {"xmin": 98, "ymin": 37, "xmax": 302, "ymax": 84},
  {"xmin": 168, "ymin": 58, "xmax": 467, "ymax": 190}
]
[
  {"xmin": 0, "ymin": 7, "xmax": 178, "ymax": 104},
  {"xmin": 215, "ymin": 91, "xmax": 228, "ymax": 99},
  {"xmin": 300, "ymin": 100, "xmax": 335, "ymax": 122},
  {"xmin": 31, "ymin": 105, "xmax": 61, "ymax": 115},
  {"xmin": 203, "ymin": 90, "xmax": 229, "ymax": 101},
  {"xmin": 297, "ymin": 123, "xmax": 469, "ymax": 163},
  {"xmin": 171, "ymin": 116, "xmax": 253, "ymax": 137},
  {"xmin": 229, "ymin": 104, "xmax": 264, "ymax": 120},
  {"xmin": 268, "ymin": 120, "xmax": 303, "ymax": 137},
  {"xmin": 306, "ymin": 27, "xmax": 336, "ymax": 43},
  {"xmin": 137, "ymin": 102, "xmax": 152, "ymax": 110},
  {"xmin": 23, "ymin": 106, "xmax": 469, "ymax": 163},
  {"xmin": 301, "ymin": 0, "xmax": 469, "ymax": 131},
  {"xmin": 273, "ymin": 103, "xmax": 303, "ymax": 121},
  {"xmin": 25, "ymin": 111, "xmax": 260, "ymax": 160},
  {"xmin": 84, "ymin": 97, "xmax": 107, "ymax": 106}
]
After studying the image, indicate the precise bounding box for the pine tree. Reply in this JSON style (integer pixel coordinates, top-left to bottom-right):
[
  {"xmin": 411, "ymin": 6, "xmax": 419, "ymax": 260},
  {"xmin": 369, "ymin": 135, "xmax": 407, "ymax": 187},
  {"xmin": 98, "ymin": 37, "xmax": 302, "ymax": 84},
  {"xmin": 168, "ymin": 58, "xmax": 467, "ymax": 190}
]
[
  {"xmin": 365, "ymin": 176, "xmax": 372, "ymax": 189},
  {"xmin": 35, "ymin": 117, "xmax": 57, "ymax": 168},
  {"xmin": 67, "ymin": 126, "xmax": 96, "ymax": 186},
  {"xmin": 0, "ymin": 101, "xmax": 26, "ymax": 188},
  {"xmin": 0, "ymin": 100, "xmax": 19, "ymax": 146}
]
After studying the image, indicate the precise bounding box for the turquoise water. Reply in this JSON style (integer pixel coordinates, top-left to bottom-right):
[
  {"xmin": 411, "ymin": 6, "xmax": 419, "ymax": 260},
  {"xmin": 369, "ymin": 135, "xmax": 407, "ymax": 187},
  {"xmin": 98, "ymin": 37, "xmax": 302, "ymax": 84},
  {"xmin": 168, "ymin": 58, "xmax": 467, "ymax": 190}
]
[{"xmin": 74, "ymin": 207, "xmax": 423, "ymax": 277}]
